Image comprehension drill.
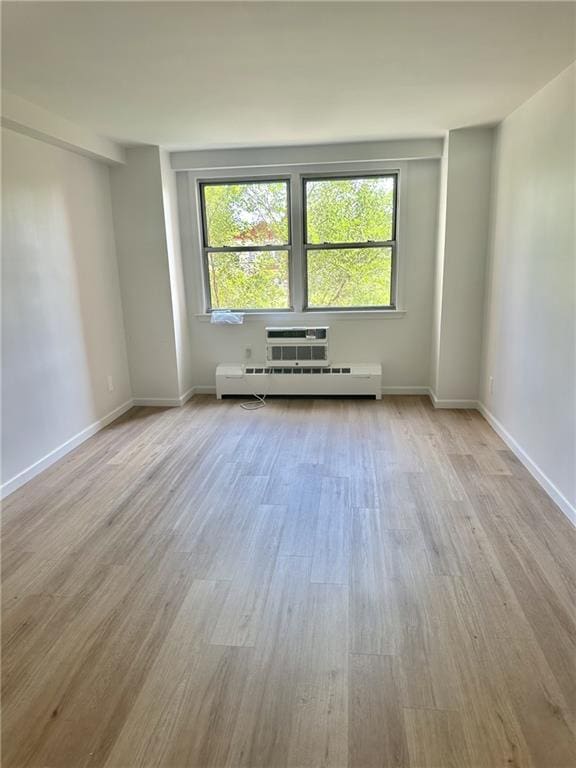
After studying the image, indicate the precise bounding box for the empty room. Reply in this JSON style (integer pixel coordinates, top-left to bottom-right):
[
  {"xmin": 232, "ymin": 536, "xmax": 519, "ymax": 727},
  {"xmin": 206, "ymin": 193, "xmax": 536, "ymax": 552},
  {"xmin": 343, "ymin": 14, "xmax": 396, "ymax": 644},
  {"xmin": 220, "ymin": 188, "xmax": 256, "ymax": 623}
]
[{"xmin": 1, "ymin": 1, "xmax": 575, "ymax": 766}]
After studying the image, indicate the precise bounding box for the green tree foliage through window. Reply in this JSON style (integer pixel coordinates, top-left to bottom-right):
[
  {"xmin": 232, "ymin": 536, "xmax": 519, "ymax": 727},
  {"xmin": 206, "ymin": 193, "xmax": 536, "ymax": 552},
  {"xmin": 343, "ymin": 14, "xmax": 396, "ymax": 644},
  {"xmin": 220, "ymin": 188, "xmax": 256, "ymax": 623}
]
[
  {"xmin": 305, "ymin": 177, "xmax": 394, "ymax": 244},
  {"xmin": 208, "ymin": 251, "xmax": 289, "ymax": 310},
  {"xmin": 203, "ymin": 182, "xmax": 289, "ymax": 248},
  {"xmin": 307, "ymin": 248, "xmax": 392, "ymax": 307}
]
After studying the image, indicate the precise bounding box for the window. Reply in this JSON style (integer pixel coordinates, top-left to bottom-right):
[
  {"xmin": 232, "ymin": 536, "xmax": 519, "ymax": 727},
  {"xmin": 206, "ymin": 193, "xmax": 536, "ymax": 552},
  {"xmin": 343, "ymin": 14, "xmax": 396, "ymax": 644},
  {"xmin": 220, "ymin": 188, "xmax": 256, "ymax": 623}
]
[
  {"xmin": 303, "ymin": 174, "xmax": 397, "ymax": 309},
  {"xmin": 200, "ymin": 179, "xmax": 291, "ymax": 311},
  {"xmin": 197, "ymin": 171, "xmax": 398, "ymax": 313}
]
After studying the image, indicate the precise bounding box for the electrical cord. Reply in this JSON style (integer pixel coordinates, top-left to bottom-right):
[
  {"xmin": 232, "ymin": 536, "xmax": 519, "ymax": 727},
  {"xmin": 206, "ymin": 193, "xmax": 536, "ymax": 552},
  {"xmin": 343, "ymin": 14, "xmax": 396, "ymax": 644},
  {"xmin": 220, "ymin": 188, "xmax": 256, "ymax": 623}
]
[
  {"xmin": 240, "ymin": 392, "xmax": 267, "ymax": 410},
  {"xmin": 240, "ymin": 367, "xmax": 269, "ymax": 410}
]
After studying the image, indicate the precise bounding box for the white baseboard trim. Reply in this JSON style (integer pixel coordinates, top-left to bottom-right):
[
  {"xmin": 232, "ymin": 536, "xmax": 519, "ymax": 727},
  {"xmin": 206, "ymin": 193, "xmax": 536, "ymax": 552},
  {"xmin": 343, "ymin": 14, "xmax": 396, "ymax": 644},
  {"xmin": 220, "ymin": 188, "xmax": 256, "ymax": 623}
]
[
  {"xmin": 133, "ymin": 386, "xmax": 194, "ymax": 407},
  {"xmin": 382, "ymin": 386, "xmax": 429, "ymax": 395},
  {"xmin": 132, "ymin": 397, "xmax": 181, "ymax": 406},
  {"xmin": 478, "ymin": 402, "xmax": 576, "ymax": 527},
  {"xmin": 179, "ymin": 387, "xmax": 195, "ymax": 405},
  {"xmin": 192, "ymin": 385, "xmax": 217, "ymax": 395},
  {"xmin": 428, "ymin": 389, "xmax": 479, "ymax": 409},
  {"xmin": 1, "ymin": 399, "xmax": 134, "ymax": 500}
]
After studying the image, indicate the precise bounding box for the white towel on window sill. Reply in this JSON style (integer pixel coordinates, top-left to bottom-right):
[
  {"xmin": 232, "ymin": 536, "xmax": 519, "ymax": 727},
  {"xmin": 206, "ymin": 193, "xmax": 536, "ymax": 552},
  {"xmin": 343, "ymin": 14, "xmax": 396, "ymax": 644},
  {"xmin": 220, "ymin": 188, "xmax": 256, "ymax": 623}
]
[{"xmin": 210, "ymin": 311, "xmax": 245, "ymax": 325}]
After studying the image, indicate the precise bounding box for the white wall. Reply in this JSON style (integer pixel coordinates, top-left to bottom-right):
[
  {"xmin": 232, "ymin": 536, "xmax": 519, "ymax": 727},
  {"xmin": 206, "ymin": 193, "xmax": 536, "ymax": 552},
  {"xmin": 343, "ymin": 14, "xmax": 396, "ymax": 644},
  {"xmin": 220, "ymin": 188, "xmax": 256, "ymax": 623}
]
[
  {"xmin": 170, "ymin": 139, "xmax": 443, "ymax": 171},
  {"xmin": 110, "ymin": 147, "xmax": 181, "ymax": 402},
  {"xmin": 1, "ymin": 128, "xmax": 131, "ymax": 492},
  {"xmin": 177, "ymin": 158, "xmax": 440, "ymax": 391},
  {"xmin": 481, "ymin": 64, "xmax": 576, "ymax": 517},
  {"xmin": 2, "ymin": 90, "xmax": 125, "ymax": 165},
  {"xmin": 431, "ymin": 127, "xmax": 494, "ymax": 405}
]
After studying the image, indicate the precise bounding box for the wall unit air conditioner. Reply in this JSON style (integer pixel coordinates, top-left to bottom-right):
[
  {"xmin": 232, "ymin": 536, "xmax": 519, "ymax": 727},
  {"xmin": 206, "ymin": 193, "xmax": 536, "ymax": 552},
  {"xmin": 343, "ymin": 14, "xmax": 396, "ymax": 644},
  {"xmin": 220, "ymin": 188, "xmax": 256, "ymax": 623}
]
[
  {"xmin": 266, "ymin": 326, "xmax": 329, "ymax": 366},
  {"xmin": 216, "ymin": 326, "xmax": 381, "ymax": 399}
]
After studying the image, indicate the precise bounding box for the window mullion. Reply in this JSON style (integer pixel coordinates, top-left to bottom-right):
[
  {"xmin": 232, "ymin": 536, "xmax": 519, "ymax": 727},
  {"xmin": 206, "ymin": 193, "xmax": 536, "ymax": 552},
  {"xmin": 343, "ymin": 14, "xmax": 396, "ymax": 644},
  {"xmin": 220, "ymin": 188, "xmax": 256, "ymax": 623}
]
[{"xmin": 290, "ymin": 171, "xmax": 304, "ymax": 312}]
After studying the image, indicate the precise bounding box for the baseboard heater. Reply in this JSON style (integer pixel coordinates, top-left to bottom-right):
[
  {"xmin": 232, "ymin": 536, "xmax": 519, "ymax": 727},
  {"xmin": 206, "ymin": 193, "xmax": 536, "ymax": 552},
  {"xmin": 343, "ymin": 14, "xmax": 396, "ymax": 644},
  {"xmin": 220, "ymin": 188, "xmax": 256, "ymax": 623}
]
[{"xmin": 216, "ymin": 363, "xmax": 382, "ymax": 399}]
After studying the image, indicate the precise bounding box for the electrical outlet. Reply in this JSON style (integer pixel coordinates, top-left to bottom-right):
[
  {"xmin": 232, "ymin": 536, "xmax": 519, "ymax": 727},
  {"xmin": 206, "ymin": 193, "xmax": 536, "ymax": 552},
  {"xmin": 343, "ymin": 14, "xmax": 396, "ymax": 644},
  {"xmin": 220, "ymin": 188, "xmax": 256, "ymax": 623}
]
[
  {"xmin": 107, "ymin": 375, "xmax": 115, "ymax": 392},
  {"xmin": 489, "ymin": 376, "xmax": 494, "ymax": 396},
  {"xmin": 245, "ymin": 346, "xmax": 252, "ymax": 360}
]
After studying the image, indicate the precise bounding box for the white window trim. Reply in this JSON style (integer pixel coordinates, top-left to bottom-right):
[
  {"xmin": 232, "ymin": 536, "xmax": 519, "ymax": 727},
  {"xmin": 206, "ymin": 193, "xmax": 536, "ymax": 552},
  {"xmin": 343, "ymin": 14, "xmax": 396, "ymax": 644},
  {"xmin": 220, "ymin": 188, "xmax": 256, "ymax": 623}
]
[{"xmin": 177, "ymin": 159, "xmax": 409, "ymax": 318}]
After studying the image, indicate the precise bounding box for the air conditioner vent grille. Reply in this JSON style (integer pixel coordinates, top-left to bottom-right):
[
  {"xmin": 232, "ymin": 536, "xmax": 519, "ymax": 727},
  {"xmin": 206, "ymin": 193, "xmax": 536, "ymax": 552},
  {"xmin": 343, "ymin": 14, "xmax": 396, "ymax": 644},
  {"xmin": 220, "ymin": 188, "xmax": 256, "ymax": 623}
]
[
  {"xmin": 266, "ymin": 327, "xmax": 327, "ymax": 340},
  {"xmin": 267, "ymin": 344, "xmax": 328, "ymax": 362}
]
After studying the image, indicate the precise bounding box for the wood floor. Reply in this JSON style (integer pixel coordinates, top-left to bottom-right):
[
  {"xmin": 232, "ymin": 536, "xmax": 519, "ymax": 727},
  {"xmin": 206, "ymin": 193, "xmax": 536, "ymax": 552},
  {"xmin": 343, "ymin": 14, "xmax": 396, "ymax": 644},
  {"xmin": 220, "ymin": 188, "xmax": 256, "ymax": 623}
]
[{"xmin": 3, "ymin": 395, "xmax": 576, "ymax": 768}]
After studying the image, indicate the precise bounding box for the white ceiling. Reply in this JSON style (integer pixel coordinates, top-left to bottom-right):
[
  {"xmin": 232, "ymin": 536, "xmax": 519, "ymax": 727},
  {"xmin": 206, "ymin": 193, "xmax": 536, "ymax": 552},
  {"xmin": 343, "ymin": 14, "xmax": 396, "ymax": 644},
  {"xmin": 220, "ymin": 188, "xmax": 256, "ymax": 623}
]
[{"xmin": 2, "ymin": 2, "xmax": 575, "ymax": 150}]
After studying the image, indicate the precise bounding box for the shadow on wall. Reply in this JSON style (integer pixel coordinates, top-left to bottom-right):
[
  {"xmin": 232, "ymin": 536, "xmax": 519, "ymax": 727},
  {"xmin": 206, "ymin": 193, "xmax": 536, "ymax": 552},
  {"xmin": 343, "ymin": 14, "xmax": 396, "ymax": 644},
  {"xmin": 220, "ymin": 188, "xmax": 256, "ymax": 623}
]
[{"xmin": 1, "ymin": 129, "xmax": 131, "ymax": 486}]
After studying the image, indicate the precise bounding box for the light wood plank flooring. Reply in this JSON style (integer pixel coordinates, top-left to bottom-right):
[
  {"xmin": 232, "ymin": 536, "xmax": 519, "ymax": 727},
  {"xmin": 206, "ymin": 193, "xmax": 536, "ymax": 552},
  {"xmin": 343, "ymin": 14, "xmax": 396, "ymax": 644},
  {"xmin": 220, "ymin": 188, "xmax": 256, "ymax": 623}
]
[{"xmin": 3, "ymin": 395, "xmax": 576, "ymax": 767}]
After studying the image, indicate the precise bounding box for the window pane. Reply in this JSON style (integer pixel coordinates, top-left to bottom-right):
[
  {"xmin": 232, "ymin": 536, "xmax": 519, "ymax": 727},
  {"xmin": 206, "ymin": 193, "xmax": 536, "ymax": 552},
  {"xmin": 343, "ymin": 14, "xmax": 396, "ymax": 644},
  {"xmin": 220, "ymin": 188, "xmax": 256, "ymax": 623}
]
[
  {"xmin": 305, "ymin": 176, "xmax": 395, "ymax": 244},
  {"xmin": 208, "ymin": 250, "xmax": 290, "ymax": 309},
  {"xmin": 203, "ymin": 181, "xmax": 289, "ymax": 247},
  {"xmin": 306, "ymin": 247, "xmax": 392, "ymax": 308}
]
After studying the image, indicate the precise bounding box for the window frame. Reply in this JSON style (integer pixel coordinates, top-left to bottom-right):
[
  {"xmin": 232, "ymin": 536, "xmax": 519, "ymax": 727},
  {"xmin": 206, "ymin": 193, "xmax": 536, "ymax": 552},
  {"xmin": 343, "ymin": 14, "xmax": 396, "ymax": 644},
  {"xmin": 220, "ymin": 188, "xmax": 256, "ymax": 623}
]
[
  {"xmin": 198, "ymin": 176, "xmax": 294, "ymax": 313},
  {"xmin": 302, "ymin": 171, "xmax": 399, "ymax": 311},
  {"xmin": 192, "ymin": 167, "xmax": 402, "ymax": 315}
]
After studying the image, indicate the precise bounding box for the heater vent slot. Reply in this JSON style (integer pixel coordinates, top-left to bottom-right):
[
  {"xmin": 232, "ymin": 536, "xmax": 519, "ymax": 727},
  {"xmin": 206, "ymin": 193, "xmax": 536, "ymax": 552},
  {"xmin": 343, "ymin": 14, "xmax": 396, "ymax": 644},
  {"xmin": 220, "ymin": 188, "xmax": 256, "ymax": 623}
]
[{"xmin": 246, "ymin": 367, "xmax": 351, "ymax": 375}]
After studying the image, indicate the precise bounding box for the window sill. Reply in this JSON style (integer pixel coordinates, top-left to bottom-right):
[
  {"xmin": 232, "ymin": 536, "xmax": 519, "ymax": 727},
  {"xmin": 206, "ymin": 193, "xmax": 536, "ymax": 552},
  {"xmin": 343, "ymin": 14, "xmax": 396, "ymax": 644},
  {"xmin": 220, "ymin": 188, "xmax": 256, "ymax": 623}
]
[{"xmin": 195, "ymin": 309, "xmax": 406, "ymax": 323}]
